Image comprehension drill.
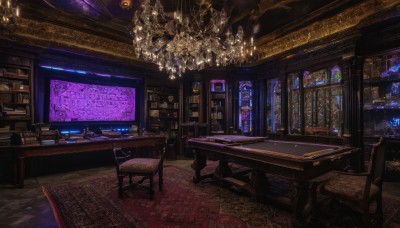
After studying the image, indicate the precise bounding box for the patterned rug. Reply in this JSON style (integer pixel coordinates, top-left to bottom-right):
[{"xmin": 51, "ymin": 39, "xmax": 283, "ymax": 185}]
[{"xmin": 43, "ymin": 165, "xmax": 400, "ymax": 228}]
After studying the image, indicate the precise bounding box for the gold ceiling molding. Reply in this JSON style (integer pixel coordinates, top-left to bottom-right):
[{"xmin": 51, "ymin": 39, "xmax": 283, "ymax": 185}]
[
  {"xmin": 12, "ymin": 18, "xmax": 138, "ymax": 62},
  {"xmin": 257, "ymin": 0, "xmax": 399, "ymax": 60},
  {"xmin": 4, "ymin": 0, "xmax": 399, "ymax": 67}
]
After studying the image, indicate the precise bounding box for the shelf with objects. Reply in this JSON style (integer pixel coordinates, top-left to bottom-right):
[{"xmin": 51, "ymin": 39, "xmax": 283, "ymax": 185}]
[
  {"xmin": 180, "ymin": 78, "xmax": 208, "ymax": 157},
  {"xmin": 186, "ymin": 81, "xmax": 203, "ymax": 123},
  {"xmin": 147, "ymin": 86, "xmax": 179, "ymax": 158},
  {"xmin": 363, "ymin": 51, "xmax": 400, "ymax": 139},
  {"xmin": 0, "ymin": 53, "xmax": 33, "ymax": 183},
  {"xmin": 362, "ymin": 50, "xmax": 400, "ymax": 178},
  {"xmin": 208, "ymin": 79, "xmax": 228, "ymax": 135},
  {"xmin": 0, "ymin": 53, "xmax": 33, "ymax": 135}
]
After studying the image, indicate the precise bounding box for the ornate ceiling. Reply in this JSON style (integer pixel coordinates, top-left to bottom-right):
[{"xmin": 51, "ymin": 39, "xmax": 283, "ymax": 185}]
[
  {"xmin": 20, "ymin": 0, "xmax": 362, "ymax": 42},
  {"xmin": 9, "ymin": 0, "xmax": 399, "ymax": 67}
]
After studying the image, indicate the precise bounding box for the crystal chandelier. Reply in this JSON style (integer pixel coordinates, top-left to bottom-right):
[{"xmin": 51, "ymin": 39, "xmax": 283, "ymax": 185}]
[
  {"xmin": 130, "ymin": 0, "xmax": 256, "ymax": 80},
  {"xmin": 0, "ymin": 0, "xmax": 19, "ymax": 27}
]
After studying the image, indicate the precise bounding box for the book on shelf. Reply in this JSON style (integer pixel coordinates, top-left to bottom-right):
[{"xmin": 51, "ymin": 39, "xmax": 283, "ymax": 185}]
[
  {"xmin": 0, "ymin": 125, "xmax": 10, "ymax": 133},
  {"xmin": 15, "ymin": 93, "xmax": 30, "ymax": 103},
  {"xmin": 20, "ymin": 132, "xmax": 38, "ymax": 145},
  {"xmin": 149, "ymin": 110, "xmax": 160, "ymax": 118},
  {"xmin": 189, "ymin": 95, "xmax": 200, "ymax": 103},
  {"xmin": 0, "ymin": 132, "xmax": 13, "ymax": 146},
  {"xmin": 3, "ymin": 108, "xmax": 27, "ymax": 115},
  {"xmin": 14, "ymin": 122, "xmax": 28, "ymax": 132}
]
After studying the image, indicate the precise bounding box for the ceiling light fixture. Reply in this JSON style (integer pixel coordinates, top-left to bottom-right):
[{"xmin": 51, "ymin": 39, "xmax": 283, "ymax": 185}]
[
  {"xmin": 130, "ymin": 0, "xmax": 257, "ymax": 80},
  {"xmin": 120, "ymin": 0, "xmax": 132, "ymax": 10},
  {"xmin": 0, "ymin": 0, "xmax": 19, "ymax": 28}
]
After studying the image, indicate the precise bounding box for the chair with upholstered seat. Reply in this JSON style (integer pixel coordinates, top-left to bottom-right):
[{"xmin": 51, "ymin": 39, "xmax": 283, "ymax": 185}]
[
  {"xmin": 318, "ymin": 137, "xmax": 386, "ymax": 227},
  {"xmin": 113, "ymin": 145, "xmax": 166, "ymax": 199}
]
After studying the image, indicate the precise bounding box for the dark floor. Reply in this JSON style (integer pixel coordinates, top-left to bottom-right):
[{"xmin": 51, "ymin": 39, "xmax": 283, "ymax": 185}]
[{"xmin": 0, "ymin": 159, "xmax": 399, "ymax": 227}]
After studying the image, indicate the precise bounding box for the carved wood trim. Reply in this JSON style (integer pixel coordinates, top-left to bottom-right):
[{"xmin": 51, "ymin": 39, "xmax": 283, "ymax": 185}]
[
  {"xmin": 2, "ymin": 0, "xmax": 398, "ymax": 70},
  {"xmin": 255, "ymin": 0, "xmax": 399, "ymax": 61},
  {"xmin": 7, "ymin": 18, "xmax": 158, "ymax": 71}
]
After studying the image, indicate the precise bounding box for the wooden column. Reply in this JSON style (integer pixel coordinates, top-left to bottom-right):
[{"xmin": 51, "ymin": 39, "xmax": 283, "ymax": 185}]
[
  {"xmin": 341, "ymin": 56, "xmax": 353, "ymax": 146},
  {"xmin": 342, "ymin": 55, "xmax": 363, "ymax": 148},
  {"xmin": 257, "ymin": 78, "xmax": 266, "ymax": 136},
  {"xmin": 281, "ymin": 70, "xmax": 289, "ymax": 138}
]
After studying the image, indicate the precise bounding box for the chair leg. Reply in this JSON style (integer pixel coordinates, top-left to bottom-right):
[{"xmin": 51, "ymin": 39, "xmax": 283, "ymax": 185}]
[
  {"xmin": 376, "ymin": 194, "xmax": 383, "ymax": 225},
  {"xmin": 309, "ymin": 182, "xmax": 318, "ymax": 211},
  {"xmin": 118, "ymin": 176, "xmax": 124, "ymax": 198},
  {"xmin": 363, "ymin": 204, "xmax": 371, "ymax": 228},
  {"xmin": 149, "ymin": 175, "xmax": 154, "ymax": 200},
  {"xmin": 159, "ymin": 168, "xmax": 163, "ymax": 192}
]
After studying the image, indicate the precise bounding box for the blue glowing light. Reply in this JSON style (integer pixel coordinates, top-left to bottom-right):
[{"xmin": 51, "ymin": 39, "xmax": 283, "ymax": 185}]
[
  {"xmin": 40, "ymin": 65, "xmax": 137, "ymax": 80},
  {"xmin": 76, "ymin": 70, "xmax": 87, "ymax": 74},
  {"xmin": 381, "ymin": 63, "xmax": 400, "ymax": 77},
  {"xmin": 389, "ymin": 118, "xmax": 400, "ymax": 127},
  {"xmin": 60, "ymin": 130, "xmax": 81, "ymax": 134},
  {"xmin": 388, "ymin": 64, "xmax": 400, "ymax": 73},
  {"xmin": 40, "ymin": 65, "xmax": 87, "ymax": 74},
  {"xmin": 40, "ymin": 65, "xmax": 133, "ymax": 78}
]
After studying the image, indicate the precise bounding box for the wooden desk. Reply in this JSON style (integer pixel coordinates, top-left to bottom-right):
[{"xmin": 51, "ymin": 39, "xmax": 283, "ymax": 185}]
[
  {"xmin": 12, "ymin": 135, "xmax": 166, "ymax": 188},
  {"xmin": 188, "ymin": 136, "xmax": 362, "ymax": 226}
]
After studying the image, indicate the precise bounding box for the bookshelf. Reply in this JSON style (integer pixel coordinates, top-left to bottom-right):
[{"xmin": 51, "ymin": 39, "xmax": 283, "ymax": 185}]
[
  {"xmin": 186, "ymin": 81, "xmax": 203, "ymax": 122},
  {"xmin": 147, "ymin": 86, "xmax": 179, "ymax": 140},
  {"xmin": 209, "ymin": 79, "xmax": 227, "ymax": 134},
  {"xmin": 0, "ymin": 53, "xmax": 33, "ymax": 133}
]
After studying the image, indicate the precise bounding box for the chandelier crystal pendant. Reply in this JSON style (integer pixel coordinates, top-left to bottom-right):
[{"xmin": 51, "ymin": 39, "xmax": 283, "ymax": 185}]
[
  {"xmin": 0, "ymin": 0, "xmax": 19, "ymax": 27},
  {"xmin": 130, "ymin": 0, "xmax": 256, "ymax": 79}
]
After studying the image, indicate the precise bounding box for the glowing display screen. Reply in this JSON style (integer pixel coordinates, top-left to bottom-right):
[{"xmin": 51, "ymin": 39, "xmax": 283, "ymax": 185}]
[{"xmin": 49, "ymin": 79, "xmax": 136, "ymax": 122}]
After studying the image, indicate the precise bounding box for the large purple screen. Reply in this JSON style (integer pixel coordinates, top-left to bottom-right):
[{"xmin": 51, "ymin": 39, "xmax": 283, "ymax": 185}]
[{"xmin": 49, "ymin": 80, "xmax": 136, "ymax": 122}]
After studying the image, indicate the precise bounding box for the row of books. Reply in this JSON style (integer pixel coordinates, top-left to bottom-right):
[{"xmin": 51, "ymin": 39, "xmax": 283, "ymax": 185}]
[{"xmin": 3, "ymin": 106, "xmax": 27, "ymax": 115}]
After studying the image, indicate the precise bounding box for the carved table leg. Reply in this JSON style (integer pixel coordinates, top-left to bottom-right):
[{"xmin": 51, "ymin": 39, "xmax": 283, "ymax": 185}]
[
  {"xmin": 192, "ymin": 150, "xmax": 207, "ymax": 183},
  {"xmin": 291, "ymin": 180, "xmax": 309, "ymax": 227},
  {"xmin": 250, "ymin": 170, "xmax": 270, "ymax": 196},
  {"xmin": 16, "ymin": 153, "xmax": 26, "ymax": 188},
  {"xmin": 214, "ymin": 159, "xmax": 232, "ymax": 178}
]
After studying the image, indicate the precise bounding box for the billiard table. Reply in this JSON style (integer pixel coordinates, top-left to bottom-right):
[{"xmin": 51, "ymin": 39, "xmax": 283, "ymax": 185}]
[{"xmin": 188, "ymin": 135, "xmax": 362, "ymax": 225}]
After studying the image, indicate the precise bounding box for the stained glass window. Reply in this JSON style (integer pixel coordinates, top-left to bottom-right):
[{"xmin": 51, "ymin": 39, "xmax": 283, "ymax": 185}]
[
  {"xmin": 289, "ymin": 66, "xmax": 343, "ymax": 136},
  {"xmin": 303, "ymin": 69, "xmax": 328, "ymax": 87},
  {"xmin": 330, "ymin": 65, "xmax": 342, "ymax": 83},
  {"xmin": 266, "ymin": 78, "xmax": 281, "ymax": 133},
  {"xmin": 302, "ymin": 68, "xmax": 342, "ymax": 136},
  {"xmin": 238, "ymin": 81, "xmax": 253, "ymax": 134},
  {"xmin": 288, "ymin": 73, "xmax": 301, "ymax": 134}
]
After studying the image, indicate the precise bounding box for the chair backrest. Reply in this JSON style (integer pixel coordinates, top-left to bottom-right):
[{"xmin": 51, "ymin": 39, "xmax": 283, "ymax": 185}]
[
  {"xmin": 367, "ymin": 137, "xmax": 386, "ymax": 186},
  {"xmin": 112, "ymin": 147, "xmax": 133, "ymax": 172}
]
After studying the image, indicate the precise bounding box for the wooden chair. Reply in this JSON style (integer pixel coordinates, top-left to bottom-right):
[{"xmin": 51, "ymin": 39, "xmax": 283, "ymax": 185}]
[
  {"xmin": 112, "ymin": 146, "xmax": 166, "ymax": 199},
  {"xmin": 318, "ymin": 137, "xmax": 386, "ymax": 227}
]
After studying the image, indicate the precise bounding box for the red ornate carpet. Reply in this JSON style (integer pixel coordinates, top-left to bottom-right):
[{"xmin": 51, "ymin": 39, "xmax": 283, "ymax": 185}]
[{"xmin": 43, "ymin": 165, "xmax": 400, "ymax": 227}]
